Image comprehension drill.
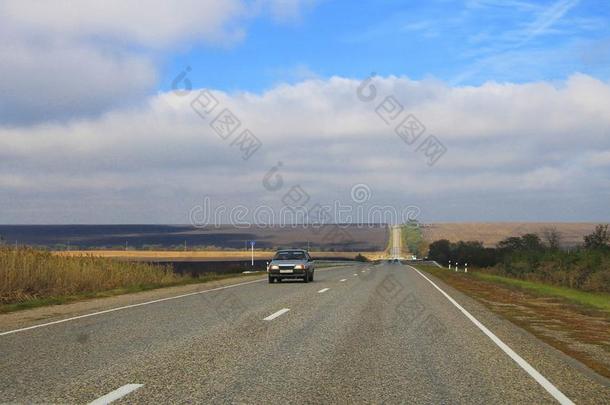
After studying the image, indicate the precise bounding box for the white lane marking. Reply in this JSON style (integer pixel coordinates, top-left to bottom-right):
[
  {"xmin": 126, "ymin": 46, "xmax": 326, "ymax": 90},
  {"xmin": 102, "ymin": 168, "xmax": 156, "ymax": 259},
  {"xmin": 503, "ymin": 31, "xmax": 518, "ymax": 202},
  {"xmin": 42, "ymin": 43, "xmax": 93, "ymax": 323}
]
[
  {"xmin": 353, "ymin": 273, "xmax": 358, "ymax": 276},
  {"xmin": 408, "ymin": 266, "xmax": 574, "ymax": 405},
  {"xmin": 0, "ymin": 278, "xmax": 265, "ymax": 337},
  {"xmin": 361, "ymin": 270, "xmax": 365, "ymax": 273},
  {"xmin": 318, "ymin": 288, "xmax": 330, "ymax": 293},
  {"xmin": 88, "ymin": 384, "xmax": 143, "ymax": 405},
  {"xmin": 263, "ymin": 308, "xmax": 290, "ymax": 321},
  {"xmin": 0, "ymin": 265, "xmax": 354, "ymax": 337},
  {"xmin": 340, "ymin": 279, "xmax": 347, "ymax": 282}
]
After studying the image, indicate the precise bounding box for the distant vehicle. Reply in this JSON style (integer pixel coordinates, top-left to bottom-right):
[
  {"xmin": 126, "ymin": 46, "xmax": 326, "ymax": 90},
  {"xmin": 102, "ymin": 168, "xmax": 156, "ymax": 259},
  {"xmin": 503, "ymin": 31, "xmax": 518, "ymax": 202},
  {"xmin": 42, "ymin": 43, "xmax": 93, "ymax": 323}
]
[{"xmin": 267, "ymin": 249, "xmax": 315, "ymax": 283}]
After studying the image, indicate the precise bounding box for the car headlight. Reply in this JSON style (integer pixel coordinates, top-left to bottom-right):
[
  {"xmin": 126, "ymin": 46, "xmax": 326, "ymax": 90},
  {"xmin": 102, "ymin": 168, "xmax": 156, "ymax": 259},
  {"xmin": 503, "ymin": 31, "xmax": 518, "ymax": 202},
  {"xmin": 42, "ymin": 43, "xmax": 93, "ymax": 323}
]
[
  {"xmin": 294, "ymin": 264, "xmax": 305, "ymax": 270},
  {"xmin": 270, "ymin": 265, "xmax": 279, "ymax": 270}
]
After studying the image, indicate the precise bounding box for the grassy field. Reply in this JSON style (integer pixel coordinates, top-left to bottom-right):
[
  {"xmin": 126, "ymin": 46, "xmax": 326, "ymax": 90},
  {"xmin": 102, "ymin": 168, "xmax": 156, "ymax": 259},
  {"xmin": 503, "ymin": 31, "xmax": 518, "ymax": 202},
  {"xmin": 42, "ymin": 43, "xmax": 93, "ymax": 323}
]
[
  {"xmin": 473, "ymin": 272, "xmax": 610, "ymax": 313},
  {"xmin": 1, "ymin": 246, "xmax": 356, "ymax": 313},
  {"xmin": 414, "ymin": 264, "xmax": 610, "ymax": 378},
  {"xmin": 0, "ymin": 247, "xmax": 258, "ymax": 313},
  {"xmin": 421, "ymin": 222, "xmax": 599, "ymax": 247},
  {"xmin": 55, "ymin": 250, "xmax": 378, "ymax": 261},
  {"xmin": 0, "ymin": 224, "xmax": 388, "ymax": 251},
  {"xmin": 419, "ymin": 264, "xmax": 610, "ymax": 313},
  {"xmin": 55, "ymin": 250, "xmax": 276, "ymax": 260}
]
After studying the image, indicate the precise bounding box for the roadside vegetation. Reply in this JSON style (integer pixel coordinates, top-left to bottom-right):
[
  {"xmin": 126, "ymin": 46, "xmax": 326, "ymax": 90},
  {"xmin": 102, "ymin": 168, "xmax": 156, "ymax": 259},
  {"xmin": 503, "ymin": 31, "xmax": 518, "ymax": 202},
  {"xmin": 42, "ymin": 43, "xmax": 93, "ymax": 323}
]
[
  {"xmin": 401, "ymin": 221, "xmax": 427, "ymax": 257},
  {"xmin": 0, "ymin": 246, "xmax": 248, "ymax": 313},
  {"xmin": 354, "ymin": 253, "xmax": 369, "ymax": 262},
  {"xmin": 427, "ymin": 224, "xmax": 610, "ymax": 293}
]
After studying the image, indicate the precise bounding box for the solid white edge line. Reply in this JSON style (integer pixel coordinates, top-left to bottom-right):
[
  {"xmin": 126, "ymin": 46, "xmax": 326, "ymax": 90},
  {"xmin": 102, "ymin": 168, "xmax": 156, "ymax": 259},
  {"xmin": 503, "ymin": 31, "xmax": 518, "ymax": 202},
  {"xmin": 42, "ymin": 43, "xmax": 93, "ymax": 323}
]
[
  {"xmin": 0, "ymin": 278, "xmax": 265, "ymax": 337},
  {"xmin": 408, "ymin": 265, "xmax": 574, "ymax": 405},
  {"xmin": 88, "ymin": 384, "xmax": 143, "ymax": 405},
  {"xmin": 317, "ymin": 288, "xmax": 330, "ymax": 293},
  {"xmin": 263, "ymin": 308, "xmax": 290, "ymax": 321}
]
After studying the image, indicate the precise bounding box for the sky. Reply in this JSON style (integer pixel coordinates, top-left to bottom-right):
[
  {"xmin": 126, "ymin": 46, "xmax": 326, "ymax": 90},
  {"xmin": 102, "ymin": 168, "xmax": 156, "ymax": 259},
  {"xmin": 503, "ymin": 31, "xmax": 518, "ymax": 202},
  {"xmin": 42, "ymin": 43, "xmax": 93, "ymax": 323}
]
[{"xmin": 0, "ymin": 0, "xmax": 609, "ymax": 224}]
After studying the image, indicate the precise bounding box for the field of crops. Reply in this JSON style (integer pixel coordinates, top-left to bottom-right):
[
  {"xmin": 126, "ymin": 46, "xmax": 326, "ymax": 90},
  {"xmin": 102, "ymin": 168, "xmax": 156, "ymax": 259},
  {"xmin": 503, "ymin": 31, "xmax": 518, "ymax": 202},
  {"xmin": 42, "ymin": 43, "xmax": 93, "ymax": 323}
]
[{"xmin": 0, "ymin": 247, "xmax": 186, "ymax": 308}]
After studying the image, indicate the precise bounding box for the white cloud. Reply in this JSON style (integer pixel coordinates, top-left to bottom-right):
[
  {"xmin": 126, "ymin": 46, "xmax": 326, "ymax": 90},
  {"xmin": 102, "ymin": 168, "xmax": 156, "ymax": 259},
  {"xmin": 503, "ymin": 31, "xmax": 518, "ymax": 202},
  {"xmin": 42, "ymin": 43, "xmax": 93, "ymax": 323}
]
[
  {"xmin": 0, "ymin": 0, "xmax": 314, "ymax": 125},
  {"xmin": 587, "ymin": 151, "xmax": 610, "ymax": 167},
  {"xmin": 1, "ymin": 74, "xmax": 609, "ymax": 223},
  {"xmin": 1, "ymin": 0, "xmax": 247, "ymax": 48},
  {"xmin": 0, "ymin": 39, "xmax": 157, "ymax": 125},
  {"xmin": 257, "ymin": 0, "xmax": 318, "ymax": 22}
]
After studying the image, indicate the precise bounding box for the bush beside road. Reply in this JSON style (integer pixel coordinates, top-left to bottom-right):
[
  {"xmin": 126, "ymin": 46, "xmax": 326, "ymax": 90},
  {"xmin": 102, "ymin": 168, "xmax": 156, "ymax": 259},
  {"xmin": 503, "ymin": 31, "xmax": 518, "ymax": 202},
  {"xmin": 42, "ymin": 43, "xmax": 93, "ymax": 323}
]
[{"xmin": 427, "ymin": 225, "xmax": 610, "ymax": 293}]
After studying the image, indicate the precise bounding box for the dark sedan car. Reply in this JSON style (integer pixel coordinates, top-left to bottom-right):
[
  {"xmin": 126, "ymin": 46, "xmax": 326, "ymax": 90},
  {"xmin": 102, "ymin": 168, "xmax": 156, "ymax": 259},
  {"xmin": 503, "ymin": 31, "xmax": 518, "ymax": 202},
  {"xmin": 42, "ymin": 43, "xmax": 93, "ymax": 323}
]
[{"xmin": 267, "ymin": 249, "xmax": 315, "ymax": 283}]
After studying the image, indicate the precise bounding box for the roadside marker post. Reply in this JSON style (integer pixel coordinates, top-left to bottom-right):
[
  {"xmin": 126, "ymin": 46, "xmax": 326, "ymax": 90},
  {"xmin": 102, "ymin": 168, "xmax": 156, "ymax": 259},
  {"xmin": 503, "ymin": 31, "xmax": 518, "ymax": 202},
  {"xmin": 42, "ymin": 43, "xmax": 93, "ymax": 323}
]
[
  {"xmin": 455, "ymin": 263, "xmax": 458, "ymax": 272},
  {"xmin": 448, "ymin": 260, "xmax": 451, "ymax": 270},
  {"xmin": 250, "ymin": 241, "xmax": 255, "ymax": 266},
  {"xmin": 465, "ymin": 263, "xmax": 468, "ymax": 273}
]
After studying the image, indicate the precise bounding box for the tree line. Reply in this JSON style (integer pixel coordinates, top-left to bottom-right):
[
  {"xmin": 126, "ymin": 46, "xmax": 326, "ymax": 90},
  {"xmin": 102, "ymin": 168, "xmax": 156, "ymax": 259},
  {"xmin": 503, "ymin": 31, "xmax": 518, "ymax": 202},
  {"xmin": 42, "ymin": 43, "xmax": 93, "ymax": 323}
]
[{"xmin": 427, "ymin": 225, "xmax": 610, "ymax": 293}]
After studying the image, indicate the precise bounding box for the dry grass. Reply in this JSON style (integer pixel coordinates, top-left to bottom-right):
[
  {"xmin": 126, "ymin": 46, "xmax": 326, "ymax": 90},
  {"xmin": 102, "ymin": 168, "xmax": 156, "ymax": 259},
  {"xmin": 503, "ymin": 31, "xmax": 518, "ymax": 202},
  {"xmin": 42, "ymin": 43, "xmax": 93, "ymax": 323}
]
[
  {"xmin": 0, "ymin": 246, "xmax": 185, "ymax": 306},
  {"xmin": 421, "ymin": 222, "xmax": 601, "ymax": 247},
  {"xmin": 55, "ymin": 250, "xmax": 275, "ymax": 260},
  {"xmin": 55, "ymin": 250, "xmax": 378, "ymax": 261}
]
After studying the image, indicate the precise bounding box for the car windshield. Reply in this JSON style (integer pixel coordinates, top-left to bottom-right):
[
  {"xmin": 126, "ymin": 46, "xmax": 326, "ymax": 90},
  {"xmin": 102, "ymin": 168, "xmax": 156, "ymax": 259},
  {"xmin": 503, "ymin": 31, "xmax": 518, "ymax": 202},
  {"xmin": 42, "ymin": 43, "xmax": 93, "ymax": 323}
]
[{"xmin": 273, "ymin": 251, "xmax": 306, "ymax": 260}]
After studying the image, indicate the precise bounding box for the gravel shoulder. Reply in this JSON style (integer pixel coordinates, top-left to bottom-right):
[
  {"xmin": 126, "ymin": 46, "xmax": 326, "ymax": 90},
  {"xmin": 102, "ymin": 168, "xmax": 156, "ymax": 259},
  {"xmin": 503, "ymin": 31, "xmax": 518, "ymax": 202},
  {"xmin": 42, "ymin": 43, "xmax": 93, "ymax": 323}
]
[{"xmin": 414, "ymin": 264, "xmax": 610, "ymax": 384}]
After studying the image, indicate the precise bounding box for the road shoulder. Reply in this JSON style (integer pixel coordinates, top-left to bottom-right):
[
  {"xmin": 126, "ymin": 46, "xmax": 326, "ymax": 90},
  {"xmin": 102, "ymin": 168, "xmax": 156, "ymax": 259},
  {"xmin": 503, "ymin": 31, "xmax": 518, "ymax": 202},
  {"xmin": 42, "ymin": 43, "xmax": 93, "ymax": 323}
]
[{"xmin": 406, "ymin": 266, "xmax": 610, "ymax": 392}]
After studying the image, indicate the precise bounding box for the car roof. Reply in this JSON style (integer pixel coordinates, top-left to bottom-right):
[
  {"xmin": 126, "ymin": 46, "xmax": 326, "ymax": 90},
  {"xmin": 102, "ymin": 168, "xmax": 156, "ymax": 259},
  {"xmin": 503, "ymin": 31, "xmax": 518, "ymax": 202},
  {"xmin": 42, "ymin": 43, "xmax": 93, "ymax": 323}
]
[{"xmin": 276, "ymin": 249, "xmax": 307, "ymax": 252}]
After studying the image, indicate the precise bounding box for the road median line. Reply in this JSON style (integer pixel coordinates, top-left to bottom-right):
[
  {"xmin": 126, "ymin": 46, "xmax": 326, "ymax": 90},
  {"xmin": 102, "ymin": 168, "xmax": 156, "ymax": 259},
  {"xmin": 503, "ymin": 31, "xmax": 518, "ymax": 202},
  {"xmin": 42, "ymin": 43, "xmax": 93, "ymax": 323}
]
[
  {"xmin": 263, "ymin": 308, "xmax": 290, "ymax": 321},
  {"xmin": 88, "ymin": 384, "xmax": 143, "ymax": 405},
  {"xmin": 0, "ymin": 263, "xmax": 360, "ymax": 337}
]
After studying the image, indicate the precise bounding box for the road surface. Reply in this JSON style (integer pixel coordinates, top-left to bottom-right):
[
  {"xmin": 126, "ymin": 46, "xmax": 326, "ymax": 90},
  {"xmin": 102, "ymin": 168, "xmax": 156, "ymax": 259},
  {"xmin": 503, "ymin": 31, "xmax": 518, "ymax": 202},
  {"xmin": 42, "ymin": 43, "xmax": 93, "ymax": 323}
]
[
  {"xmin": 390, "ymin": 225, "xmax": 402, "ymax": 259},
  {"xmin": 1, "ymin": 262, "xmax": 608, "ymax": 404}
]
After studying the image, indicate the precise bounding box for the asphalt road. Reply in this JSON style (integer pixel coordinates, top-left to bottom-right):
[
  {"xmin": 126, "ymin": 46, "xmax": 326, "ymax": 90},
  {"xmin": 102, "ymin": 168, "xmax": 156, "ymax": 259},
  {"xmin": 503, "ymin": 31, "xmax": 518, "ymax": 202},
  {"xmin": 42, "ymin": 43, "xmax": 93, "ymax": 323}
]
[
  {"xmin": 391, "ymin": 226, "xmax": 401, "ymax": 259},
  {"xmin": 1, "ymin": 262, "xmax": 609, "ymax": 404}
]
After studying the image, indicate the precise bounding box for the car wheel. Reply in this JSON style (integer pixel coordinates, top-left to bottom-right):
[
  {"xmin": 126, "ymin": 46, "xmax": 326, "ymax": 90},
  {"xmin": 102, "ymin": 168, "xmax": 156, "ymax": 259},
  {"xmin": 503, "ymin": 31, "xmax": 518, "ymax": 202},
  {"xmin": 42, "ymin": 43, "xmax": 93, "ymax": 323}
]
[
  {"xmin": 268, "ymin": 276, "xmax": 274, "ymax": 283},
  {"xmin": 303, "ymin": 273, "xmax": 309, "ymax": 283},
  {"xmin": 310, "ymin": 272, "xmax": 314, "ymax": 282}
]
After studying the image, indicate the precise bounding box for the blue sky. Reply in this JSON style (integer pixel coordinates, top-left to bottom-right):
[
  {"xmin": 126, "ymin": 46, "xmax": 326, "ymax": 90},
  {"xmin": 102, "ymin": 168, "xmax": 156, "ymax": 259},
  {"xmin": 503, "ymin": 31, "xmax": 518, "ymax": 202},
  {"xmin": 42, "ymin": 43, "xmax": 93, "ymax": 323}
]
[{"xmin": 161, "ymin": 0, "xmax": 610, "ymax": 93}]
